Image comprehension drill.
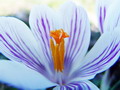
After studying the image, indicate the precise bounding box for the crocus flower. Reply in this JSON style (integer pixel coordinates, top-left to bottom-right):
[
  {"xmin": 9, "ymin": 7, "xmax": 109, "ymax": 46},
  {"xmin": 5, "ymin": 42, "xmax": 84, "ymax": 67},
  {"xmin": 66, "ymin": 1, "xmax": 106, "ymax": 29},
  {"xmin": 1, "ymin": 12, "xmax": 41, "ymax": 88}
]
[{"xmin": 0, "ymin": 1, "xmax": 120, "ymax": 90}]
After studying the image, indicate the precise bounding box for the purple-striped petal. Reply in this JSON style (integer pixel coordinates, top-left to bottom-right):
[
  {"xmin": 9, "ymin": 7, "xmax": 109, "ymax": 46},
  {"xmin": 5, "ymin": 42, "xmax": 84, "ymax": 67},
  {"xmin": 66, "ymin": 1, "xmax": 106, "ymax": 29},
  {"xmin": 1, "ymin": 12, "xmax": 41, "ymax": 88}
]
[
  {"xmin": 70, "ymin": 27, "xmax": 120, "ymax": 81},
  {"xmin": 29, "ymin": 5, "xmax": 63, "ymax": 74},
  {"xmin": 0, "ymin": 17, "xmax": 52, "ymax": 78},
  {"xmin": 59, "ymin": 1, "xmax": 90, "ymax": 74},
  {"xmin": 0, "ymin": 60, "xmax": 56, "ymax": 89},
  {"xmin": 96, "ymin": 0, "xmax": 113, "ymax": 33},
  {"xmin": 54, "ymin": 81, "xmax": 99, "ymax": 90},
  {"xmin": 104, "ymin": 0, "xmax": 120, "ymax": 33}
]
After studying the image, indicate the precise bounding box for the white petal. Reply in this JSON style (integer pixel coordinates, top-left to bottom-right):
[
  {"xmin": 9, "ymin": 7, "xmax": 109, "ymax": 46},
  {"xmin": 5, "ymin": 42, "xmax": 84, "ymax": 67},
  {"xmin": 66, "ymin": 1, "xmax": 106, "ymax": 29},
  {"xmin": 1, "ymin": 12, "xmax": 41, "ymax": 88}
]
[
  {"xmin": 59, "ymin": 1, "xmax": 91, "ymax": 75},
  {"xmin": 96, "ymin": 0, "xmax": 113, "ymax": 33},
  {"xmin": 0, "ymin": 17, "xmax": 51, "ymax": 76},
  {"xmin": 104, "ymin": 0, "xmax": 120, "ymax": 33},
  {"xmin": 70, "ymin": 27, "xmax": 120, "ymax": 81},
  {"xmin": 53, "ymin": 81, "xmax": 99, "ymax": 90},
  {"xmin": 0, "ymin": 60, "xmax": 56, "ymax": 89}
]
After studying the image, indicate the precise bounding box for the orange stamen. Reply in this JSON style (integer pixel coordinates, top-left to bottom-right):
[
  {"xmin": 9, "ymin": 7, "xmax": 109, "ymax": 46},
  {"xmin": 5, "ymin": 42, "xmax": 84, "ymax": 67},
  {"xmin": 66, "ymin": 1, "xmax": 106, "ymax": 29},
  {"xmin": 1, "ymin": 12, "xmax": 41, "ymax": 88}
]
[
  {"xmin": 50, "ymin": 29, "xmax": 69, "ymax": 72},
  {"xmin": 50, "ymin": 29, "xmax": 69, "ymax": 44}
]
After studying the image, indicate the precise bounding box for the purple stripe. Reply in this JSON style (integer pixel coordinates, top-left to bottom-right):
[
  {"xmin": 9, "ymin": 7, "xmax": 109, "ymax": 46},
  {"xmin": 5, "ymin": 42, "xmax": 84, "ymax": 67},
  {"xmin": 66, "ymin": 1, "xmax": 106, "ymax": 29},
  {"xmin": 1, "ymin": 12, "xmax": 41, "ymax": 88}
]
[
  {"xmin": 65, "ymin": 21, "xmax": 73, "ymax": 60},
  {"xmin": 64, "ymin": 19, "xmax": 73, "ymax": 62},
  {"xmin": 41, "ymin": 18, "xmax": 50, "ymax": 45},
  {"xmin": 98, "ymin": 46, "xmax": 119, "ymax": 68},
  {"xmin": 46, "ymin": 17, "xmax": 50, "ymax": 32},
  {"xmin": 36, "ymin": 20, "xmax": 51, "ymax": 62},
  {"xmin": 65, "ymin": 20, "xmax": 73, "ymax": 57},
  {"xmin": 84, "ymin": 82, "xmax": 91, "ymax": 90},
  {"xmin": 68, "ymin": 9, "xmax": 78, "ymax": 57}
]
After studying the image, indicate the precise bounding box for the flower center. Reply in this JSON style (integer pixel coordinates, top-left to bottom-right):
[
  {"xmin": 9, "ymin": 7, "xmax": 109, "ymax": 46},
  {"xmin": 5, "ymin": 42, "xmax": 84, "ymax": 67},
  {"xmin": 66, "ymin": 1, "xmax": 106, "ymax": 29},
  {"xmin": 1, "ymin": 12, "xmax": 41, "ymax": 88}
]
[{"xmin": 50, "ymin": 29, "xmax": 69, "ymax": 72}]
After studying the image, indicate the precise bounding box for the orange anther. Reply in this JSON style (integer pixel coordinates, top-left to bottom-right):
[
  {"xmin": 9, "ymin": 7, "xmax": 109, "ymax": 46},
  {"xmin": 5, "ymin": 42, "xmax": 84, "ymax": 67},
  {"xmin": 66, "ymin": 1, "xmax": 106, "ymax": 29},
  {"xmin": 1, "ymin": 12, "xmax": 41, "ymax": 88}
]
[{"xmin": 50, "ymin": 29, "xmax": 69, "ymax": 44}]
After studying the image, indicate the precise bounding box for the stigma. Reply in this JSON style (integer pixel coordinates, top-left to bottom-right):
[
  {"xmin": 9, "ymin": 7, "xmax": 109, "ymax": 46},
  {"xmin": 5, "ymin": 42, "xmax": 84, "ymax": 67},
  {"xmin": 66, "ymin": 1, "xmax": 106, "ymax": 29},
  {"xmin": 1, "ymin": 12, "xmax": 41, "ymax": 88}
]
[{"xmin": 50, "ymin": 29, "xmax": 69, "ymax": 72}]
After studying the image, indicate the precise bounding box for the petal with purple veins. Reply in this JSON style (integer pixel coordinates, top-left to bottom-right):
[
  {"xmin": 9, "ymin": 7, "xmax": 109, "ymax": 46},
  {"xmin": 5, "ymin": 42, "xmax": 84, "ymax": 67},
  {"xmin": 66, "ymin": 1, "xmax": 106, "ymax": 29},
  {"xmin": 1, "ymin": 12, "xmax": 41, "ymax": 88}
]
[
  {"xmin": 96, "ymin": 0, "xmax": 113, "ymax": 33},
  {"xmin": 70, "ymin": 27, "xmax": 120, "ymax": 81},
  {"xmin": 53, "ymin": 81, "xmax": 99, "ymax": 90},
  {"xmin": 0, "ymin": 17, "xmax": 51, "ymax": 77},
  {"xmin": 104, "ymin": 0, "xmax": 120, "ymax": 33},
  {"xmin": 59, "ymin": 1, "xmax": 91, "ymax": 75}
]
